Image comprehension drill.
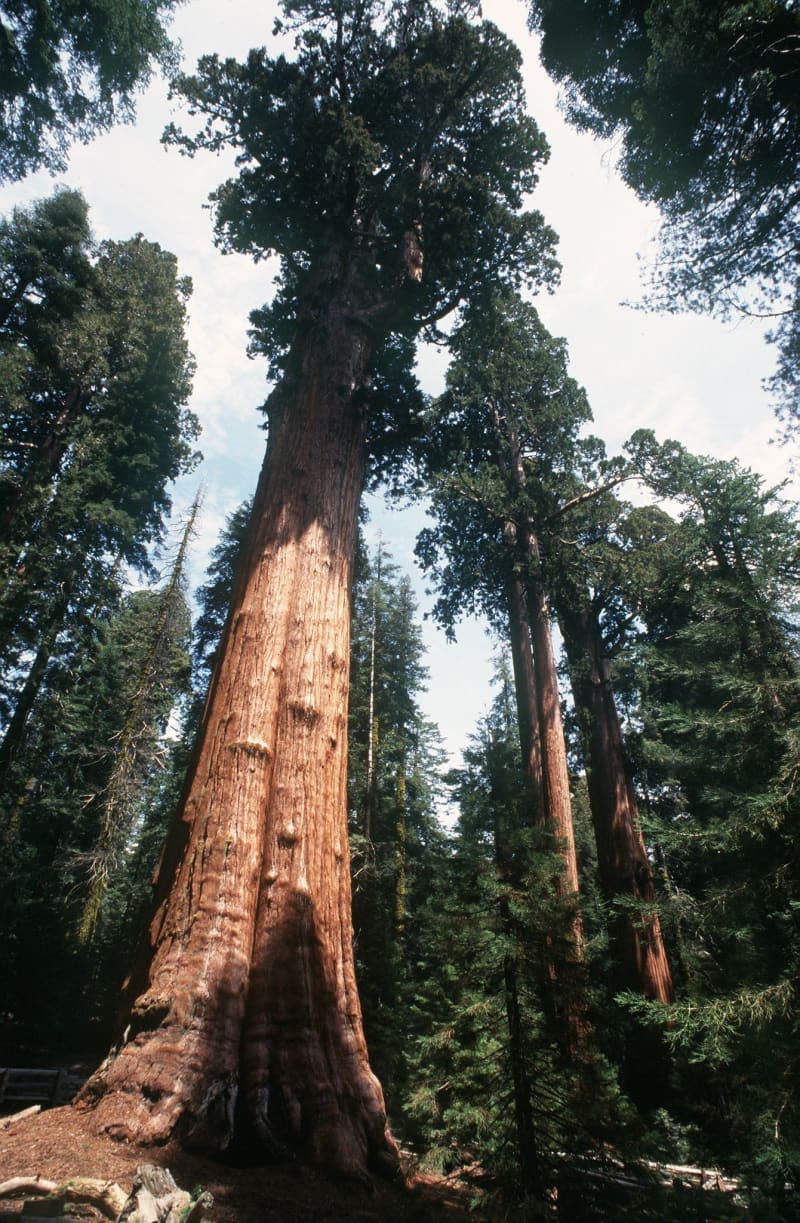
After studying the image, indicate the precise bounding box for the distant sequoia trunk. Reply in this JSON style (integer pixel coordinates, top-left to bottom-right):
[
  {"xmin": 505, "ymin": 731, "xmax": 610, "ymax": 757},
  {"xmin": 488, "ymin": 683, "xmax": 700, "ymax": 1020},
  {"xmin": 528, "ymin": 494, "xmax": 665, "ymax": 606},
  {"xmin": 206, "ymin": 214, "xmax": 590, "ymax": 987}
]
[
  {"xmin": 491, "ymin": 396, "xmax": 587, "ymax": 1055},
  {"xmin": 511, "ymin": 549, "xmax": 589, "ymax": 1057},
  {"xmin": 77, "ymin": 262, "xmax": 399, "ymax": 1179},
  {"xmin": 559, "ymin": 598, "xmax": 674, "ymax": 1008}
]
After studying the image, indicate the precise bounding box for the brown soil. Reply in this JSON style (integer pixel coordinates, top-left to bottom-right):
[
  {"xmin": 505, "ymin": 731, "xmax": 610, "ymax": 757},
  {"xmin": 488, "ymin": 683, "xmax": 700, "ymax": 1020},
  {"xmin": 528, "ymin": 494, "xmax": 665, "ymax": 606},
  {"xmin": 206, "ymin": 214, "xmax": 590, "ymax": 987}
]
[{"xmin": 0, "ymin": 1107, "xmax": 485, "ymax": 1222}]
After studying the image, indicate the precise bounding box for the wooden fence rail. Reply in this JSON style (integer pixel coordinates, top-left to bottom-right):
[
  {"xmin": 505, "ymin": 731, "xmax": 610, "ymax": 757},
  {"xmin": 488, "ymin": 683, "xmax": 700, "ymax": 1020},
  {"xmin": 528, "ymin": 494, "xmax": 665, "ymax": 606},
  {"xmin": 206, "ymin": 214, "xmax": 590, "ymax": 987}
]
[{"xmin": 0, "ymin": 1068, "xmax": 84, "ymax": 1111}]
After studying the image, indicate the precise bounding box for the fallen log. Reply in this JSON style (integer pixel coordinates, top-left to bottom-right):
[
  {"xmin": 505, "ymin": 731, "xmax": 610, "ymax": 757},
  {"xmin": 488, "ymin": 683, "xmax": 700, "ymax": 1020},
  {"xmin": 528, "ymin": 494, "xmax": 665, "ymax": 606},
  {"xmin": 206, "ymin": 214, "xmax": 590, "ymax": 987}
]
[
  {"xmin": 0, "ymin": 1166, "xmax": 212, "ymax": 1221},
  {"xmin": 0, "ymin": 1175, "xmax": 127, "ymax": 1219},
  {"xmin": 119, "ymin": 1167, "xmax": 191, "ymax": 1223}
]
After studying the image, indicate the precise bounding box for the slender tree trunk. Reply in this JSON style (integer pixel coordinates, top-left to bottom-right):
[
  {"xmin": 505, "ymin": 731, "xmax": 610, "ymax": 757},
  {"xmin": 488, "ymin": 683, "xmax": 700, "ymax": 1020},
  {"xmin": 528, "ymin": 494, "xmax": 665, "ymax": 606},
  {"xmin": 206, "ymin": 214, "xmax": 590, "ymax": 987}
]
[
  {"xmin": 78, "ymin": 276, "xmax": 399, "ymax": 1178},
  {"xmin": 504, "ymin": 556, "xmax": 588, "ymax": 1055},
  {"xmin": 525, "ymin": 560, "xmax": 580, "ymax": 904},
  {"xmin": 560, "ymin": 602, "xmax": 673, "ymax": 1007},
  {"xmin": 488, "ymin": 733, "xmax": 540, "ymax": 1193},
  {"xmin": 0, "ymin": 383, "xmax": 86, "ymax": 545},
  {"xmin": 0, "ymin": 579, "xmax": 73, "ymax": 784},
  {"xmin": 503, "ymin": 946, "xmax": 540, "ymax": 1191},
  {"xmin": 394, "ymin": 764, "xmax": 407, "ymax": 943},
  {"xmin": 505, "ymin": 573, "xmax": 545, "ymax": 821},
  {"xmin": 524, "ymin": 549, "xmax": 589, "ymax": 1055},
  {"xmin": 364, "ymin": 560, "xmax": 380, "ymax": 844}
]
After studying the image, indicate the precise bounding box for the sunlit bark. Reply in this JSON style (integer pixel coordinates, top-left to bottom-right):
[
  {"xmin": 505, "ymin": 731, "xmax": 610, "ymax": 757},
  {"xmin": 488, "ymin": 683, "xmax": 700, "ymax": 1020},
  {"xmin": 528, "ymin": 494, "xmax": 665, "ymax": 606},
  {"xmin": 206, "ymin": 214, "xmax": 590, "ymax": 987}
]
[{"xmin": 78, "ymin": 273, "xmax": 398, "ymax": 1178}]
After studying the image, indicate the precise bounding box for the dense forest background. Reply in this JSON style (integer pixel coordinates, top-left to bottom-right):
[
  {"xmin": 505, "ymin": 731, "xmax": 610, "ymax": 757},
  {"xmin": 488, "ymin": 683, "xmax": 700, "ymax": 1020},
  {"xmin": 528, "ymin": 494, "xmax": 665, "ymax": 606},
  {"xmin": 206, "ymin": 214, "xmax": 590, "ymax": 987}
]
[{"xmin": 1, "ymin": 0, "xmax": 798, "ymax": 1219}]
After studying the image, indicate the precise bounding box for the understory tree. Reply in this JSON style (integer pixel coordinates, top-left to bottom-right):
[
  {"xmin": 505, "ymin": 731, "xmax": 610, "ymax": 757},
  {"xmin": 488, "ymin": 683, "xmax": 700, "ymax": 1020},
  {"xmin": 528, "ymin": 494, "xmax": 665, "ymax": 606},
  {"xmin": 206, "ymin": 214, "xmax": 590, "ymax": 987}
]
[
  {"xmin": 348, "ymin": 540, "xmax": 448, "ymax": 1120},
  {"xmin": 77, "ymin": 0, "xmax": 559, "ymax": 1177},
  {"xmin": 0, "ymin": 562, "xmax": 193, "ymax": 1056},
  {"xmin": 405, "ymin": 675, "xmax": 632, "ymax": 1215}
]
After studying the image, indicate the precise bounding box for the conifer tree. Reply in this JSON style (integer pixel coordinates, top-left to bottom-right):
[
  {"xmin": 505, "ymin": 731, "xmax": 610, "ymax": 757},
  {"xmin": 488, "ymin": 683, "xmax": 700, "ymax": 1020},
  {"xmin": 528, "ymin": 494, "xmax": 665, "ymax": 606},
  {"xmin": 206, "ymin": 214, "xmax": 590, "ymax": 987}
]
[
  {"xmin": 623, "ymin": 431, "xmax": 800, "ymax": 1189},
  {"xmin": 0, "ymin": 573, "xmax": 192, "ymax": 1056},
  {"xmin": 0, "ymin": 0, "xmax": 181, "ymax": 181},
  {"xmin": 77, "ymin": 0, "xmax": 558, "ymax": 1174},
  {"xmin": 406, "ymin": 673, "xmax": 630, "ymax": 1212},
  {"xmin": 0, "ymin": 195, "xmax": 198, "ymax": 769},
  {"xmin": 546, "ymin": 495, "xmax": 675, "ymax": 1015},
  {"xmin": 77, "ymin": 495, "xmax": 202, "ymax": 944},
  {"xmin": 348, "ymin": 540, "xmax": 447, "ymax": 1113},
  {"xmin": 415, "ymin": 290, "xmax": 598, "ymax": 1051},
  {"xmin": 416, "ymin": 292, "xmax": 675, "ymax": 1034}
]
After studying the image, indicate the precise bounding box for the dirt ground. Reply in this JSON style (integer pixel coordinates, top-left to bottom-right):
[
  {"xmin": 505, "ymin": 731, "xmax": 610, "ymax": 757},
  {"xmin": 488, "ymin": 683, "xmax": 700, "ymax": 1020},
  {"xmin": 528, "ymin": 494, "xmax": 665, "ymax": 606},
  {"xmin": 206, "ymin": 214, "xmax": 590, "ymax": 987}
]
[{"xmin": 0, "ymin": 1107, "xmax": 485, "ymax": 1223}]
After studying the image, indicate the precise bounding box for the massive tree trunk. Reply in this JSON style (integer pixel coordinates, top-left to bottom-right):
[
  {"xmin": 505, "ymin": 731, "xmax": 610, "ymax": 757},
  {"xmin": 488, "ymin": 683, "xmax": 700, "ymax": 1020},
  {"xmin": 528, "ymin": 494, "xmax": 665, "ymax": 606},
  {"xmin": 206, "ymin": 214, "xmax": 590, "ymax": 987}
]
[
  {"xmin": 77, "ymin": 272, "xmax": 399, "ymax": 1178},
  {"xmin": 560, "ymin": 601, "xmax": 673, "ymax": 1006}
]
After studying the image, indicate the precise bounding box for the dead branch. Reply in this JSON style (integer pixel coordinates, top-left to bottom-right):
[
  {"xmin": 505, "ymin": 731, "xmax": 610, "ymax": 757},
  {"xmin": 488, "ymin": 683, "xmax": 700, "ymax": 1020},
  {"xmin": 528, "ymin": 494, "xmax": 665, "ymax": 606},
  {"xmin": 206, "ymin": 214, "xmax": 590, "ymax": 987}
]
[
  {"xmin": 0, "ymin": 1104, "xmax": 42, "ymax": 1129},
  {"xmin": 0, "ymin": 1175, "xmax": 57, "ymax": 1197},
  {"xmin": 0, "ymin": 1166, "xmax": 211, "ymax": 1221}
]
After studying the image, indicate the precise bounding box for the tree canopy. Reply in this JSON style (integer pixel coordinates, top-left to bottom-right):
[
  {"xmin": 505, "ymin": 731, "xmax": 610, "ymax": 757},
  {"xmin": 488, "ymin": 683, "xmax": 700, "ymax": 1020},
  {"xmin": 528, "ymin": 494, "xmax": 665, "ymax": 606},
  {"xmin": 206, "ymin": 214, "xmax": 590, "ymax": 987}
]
[
  {"xmin": 527, "ymin": 0, "xmax": 800, "ymax": 421},
  {"xmin": 0, "ymin": 0, "xmax": 180, "ymax": 181},
  {"xmin": 168, "ymin": 0, "xmax": 559, "ymax": 436}
]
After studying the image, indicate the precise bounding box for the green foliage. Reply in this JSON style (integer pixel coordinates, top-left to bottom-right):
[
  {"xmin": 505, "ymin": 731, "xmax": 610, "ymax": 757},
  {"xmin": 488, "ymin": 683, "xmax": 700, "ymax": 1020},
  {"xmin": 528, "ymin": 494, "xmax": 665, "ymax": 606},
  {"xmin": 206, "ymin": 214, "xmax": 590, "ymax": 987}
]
[
  {"xmin": 403, "ymin": 678, "xmax": 634, "ymax": 1214},
  {"xmin": 165, "ymin": 0, "xmax": 558, "ymax": 465},
  {"xmin": 348, "ymin": 537, "xmax": 449, "ymax": 1111},
  {"xmin": 414, "ymin": 287, "xmax": 600, "ymax": 636},
  {"xmin": 0, "ymin": 0, "xmax": 180, "ymax": 180},
  {"xmin": 0, "ymin": 190, "xmax": 198, "ymax": 732},
  {"xmin": 77, "ymin": 496, "xmax": 201, "ymax": 943},
  {"xmin": 0, "ymin": 192, "xmax": 198, "ymax": 1056},
  {"xmin": 0, "ymin": 571, "xmax": 193, "ymax": 1053},
  {"xmin": 527, "ymin": 0, "xmax": 800, "ymax": 421},
  {"xmin": 622, "ymin": 431, "xmax": 800, "ymax": 1194},
  {"xmin": 191, "ymin": 497, "xmax": 253, "ymax": 697}
]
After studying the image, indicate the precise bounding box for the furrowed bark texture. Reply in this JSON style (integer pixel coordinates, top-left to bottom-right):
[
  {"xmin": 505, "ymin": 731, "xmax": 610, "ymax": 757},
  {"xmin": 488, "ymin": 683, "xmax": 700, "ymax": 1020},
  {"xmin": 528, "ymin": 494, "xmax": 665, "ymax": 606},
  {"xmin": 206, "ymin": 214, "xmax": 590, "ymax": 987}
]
[
  {"xmin": 491, "ymin": 397, "xmax": 587, "ymax": 1054},
  {"xmin": 505, "ymin": 547, "xmax": 588, "ymax": 1055},
  {"xmin": 561, "ymin": 604, "xmax": 673, "ymax": 1006},
  {"xmin": 525, "ymin": 559, "xmax": 589, "ymax": 1055},
  {"xmin": 78, "ymin": 278, "xmax": 398, "ymax": 1177}
]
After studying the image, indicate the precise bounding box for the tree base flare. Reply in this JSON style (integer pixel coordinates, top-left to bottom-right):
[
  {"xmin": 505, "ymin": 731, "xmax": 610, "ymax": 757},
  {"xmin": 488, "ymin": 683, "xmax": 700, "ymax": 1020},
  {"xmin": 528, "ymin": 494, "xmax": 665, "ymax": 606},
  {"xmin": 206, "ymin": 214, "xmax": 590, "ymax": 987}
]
[{"xmin": 78, "ymin": 1051, "xmax": 400, "ymax": 1182}]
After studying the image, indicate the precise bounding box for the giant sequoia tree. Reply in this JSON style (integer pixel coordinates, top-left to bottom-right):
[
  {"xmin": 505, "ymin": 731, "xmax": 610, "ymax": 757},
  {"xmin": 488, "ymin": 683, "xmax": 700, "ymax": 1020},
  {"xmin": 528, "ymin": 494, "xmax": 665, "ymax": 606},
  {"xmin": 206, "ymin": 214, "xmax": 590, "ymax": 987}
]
[
  {"xmin": 78, "ymin": 0, "xmax": 558, "ymax": 1177},
  {"xmin": 416, "ymin": 292, "xmax": 674, "ymax": 1055},
  {"xmin": 415, "ymin": 292, "xmax": 593, "ymax": 1051}
]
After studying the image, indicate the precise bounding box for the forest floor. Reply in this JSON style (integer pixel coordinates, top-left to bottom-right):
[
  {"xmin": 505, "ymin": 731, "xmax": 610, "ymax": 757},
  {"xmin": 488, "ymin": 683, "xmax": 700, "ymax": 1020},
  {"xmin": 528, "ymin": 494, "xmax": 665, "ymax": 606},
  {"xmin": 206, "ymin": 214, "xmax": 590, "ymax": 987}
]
[{"xmin": 0, "ymin": 1106, "xmax": 485, "ymax": 1223}]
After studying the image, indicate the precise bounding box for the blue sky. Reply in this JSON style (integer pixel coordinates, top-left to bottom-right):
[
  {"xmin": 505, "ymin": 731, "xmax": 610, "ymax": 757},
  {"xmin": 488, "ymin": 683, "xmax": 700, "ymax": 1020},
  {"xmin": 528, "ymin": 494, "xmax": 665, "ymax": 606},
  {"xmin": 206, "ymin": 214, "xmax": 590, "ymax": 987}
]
[{"xmin": 1, "ymin": 0, "xmax": 792, "ymax": 763}]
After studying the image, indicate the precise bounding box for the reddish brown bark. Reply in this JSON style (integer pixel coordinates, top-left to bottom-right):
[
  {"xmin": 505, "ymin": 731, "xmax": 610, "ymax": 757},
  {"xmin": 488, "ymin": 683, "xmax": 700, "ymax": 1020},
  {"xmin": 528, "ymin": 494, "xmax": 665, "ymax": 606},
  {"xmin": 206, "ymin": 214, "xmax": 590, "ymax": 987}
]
[
  {"xmin": 560, "ymin": 603, "xmax": 674, "ymax": 1006},
  {"xmin": 77, "ymin": 278, "xmax": 398, "ymax": 1178},
  {"xmin": 506, "ymin": 574, "xmax": 545, "ymax": 817},
  {"xmin": 505, "ymin": 557, "xmax": 587, "ymax": 1055},
  {"xmin": 491, "ymin": 396, "xmax": 588, "ymax": 1054}
]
